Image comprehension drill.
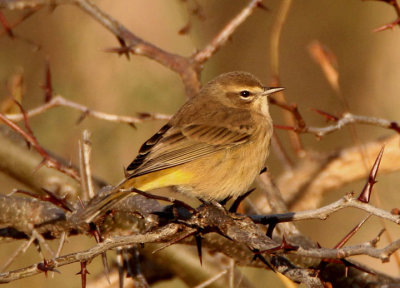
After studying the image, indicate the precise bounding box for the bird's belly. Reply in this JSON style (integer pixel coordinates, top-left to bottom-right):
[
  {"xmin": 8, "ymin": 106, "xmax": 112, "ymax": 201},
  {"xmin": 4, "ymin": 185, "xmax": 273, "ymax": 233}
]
[{"xmin": 177, "ymin": 140, "xmax": 269, "ymax": 201}]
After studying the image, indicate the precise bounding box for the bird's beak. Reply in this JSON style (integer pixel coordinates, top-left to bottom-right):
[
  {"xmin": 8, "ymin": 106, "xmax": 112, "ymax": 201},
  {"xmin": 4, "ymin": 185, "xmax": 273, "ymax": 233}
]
[{"xmin": 262, "ymin": 87, "xmax": 285, "ymax": 96}]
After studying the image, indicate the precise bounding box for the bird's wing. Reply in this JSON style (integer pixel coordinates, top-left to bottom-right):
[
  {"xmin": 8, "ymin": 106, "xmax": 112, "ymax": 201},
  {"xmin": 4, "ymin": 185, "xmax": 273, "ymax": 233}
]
[{"xmin": 126, "ymin": 121, "xmax": 254, "ymax": 178}]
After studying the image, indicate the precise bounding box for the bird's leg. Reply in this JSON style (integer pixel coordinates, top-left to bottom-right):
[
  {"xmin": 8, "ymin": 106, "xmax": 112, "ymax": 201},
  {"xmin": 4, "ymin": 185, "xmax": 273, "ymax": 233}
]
[
  {"xmin": 229, "ymin": 188, "xmax": 256, "ymax": 213},
  {"xmin": 218, "ymin": 196, "xmax": 232, "ymax": 205}
]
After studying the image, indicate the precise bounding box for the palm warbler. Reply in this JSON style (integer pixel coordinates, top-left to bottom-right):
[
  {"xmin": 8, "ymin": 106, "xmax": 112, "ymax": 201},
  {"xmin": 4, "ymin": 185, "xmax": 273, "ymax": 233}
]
[{"xmin": 83, "ymin": 71, "xmax": 283, "ymax": 222}]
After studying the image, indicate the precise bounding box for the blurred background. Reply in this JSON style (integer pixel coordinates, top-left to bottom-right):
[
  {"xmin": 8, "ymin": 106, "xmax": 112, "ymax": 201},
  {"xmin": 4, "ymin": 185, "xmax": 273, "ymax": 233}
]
[{"xmin": 1, "ymin": 0, "xmax": 400, "ymax": 287}]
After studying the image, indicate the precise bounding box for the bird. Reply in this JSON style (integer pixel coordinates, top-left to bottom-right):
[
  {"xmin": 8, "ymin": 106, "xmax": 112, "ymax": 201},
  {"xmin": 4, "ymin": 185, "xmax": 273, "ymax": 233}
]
[{"xmin": 82, "ymin": 71, "xmax": 283, "ymax": 222}]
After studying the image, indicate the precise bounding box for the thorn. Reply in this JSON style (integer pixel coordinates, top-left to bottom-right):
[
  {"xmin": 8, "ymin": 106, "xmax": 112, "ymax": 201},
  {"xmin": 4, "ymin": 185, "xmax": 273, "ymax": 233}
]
[
  {"xmin": 33, "ymin": 158, "xmax": 47, "ymax": 173},
  {"xmin": 12, "ymin": 100, "xmax": 32, "ymax": 149},
  {"xmin": 311, "ymin": 108, "xmax": 339, "ymax": 122},
  {"xmin": 41, "ymin": 188, "xmax": 74, "ymax": 211},
  {"xmin": 116, "ymin": 36, "xmax": 131, "ymax": 60},
  {"xmin": 280, "ymin": 235, "xmax": 298, "ymax": 251},
  {"xmin": 178, "ymin": 22, "xmax": 191, "ymax": 35},
  {"xmin": 195, "ymin": 234, "xmax": 203, "ymax": 266},
  {"xmin": 14, "ymin": 189, "xmax": 37, "ymax": 198},
  {"xmin": 116, "ymin": 248, "xmax": 125, "ymax": 288},
  {"xmin": 37, "ymin": 258, "xmax": 60, "ymax": 277},
  {"xmin": 229, "ymin": 188, "xmax": 255, "ymax": 213},
  {"xmin": 342, "ymin": 258, "xmax": 375, "ymax": 275},
  {"xmin": 76, "ymin": 261, "xmax": 89, "ymax": 288},
  {"xmin": 101, "ymin": 252, "xmax": 111, "ymax": 284},
  {"xmin": 358, "ymin": 146, "xmax": 385, "ymax": 203},
  {"xmin": 251, "ymin": 252, "xmax": 275, "ymax": 271},
  {"xmin": 15, "ymin": 188, "xmax": 73, "ymax": 211},
  {"xmin": 76, "ymin": 110, "xmax": 90, "ymax": 125},
  {"xmin": 256, "ymin": 2, "xmax": 269, "ymax": 11},
  {"xmin": 258, "ymin": 236, "xmax": 298, "ymax": 254},
  {"xmin": 152, "ymin": 230, "xmax": 196, "ymax": 254},
  {"xmin": 104, "ymin": 43, "xmax": 132, "ymax": 59},
  {"xmin": 128, "ymin": 122, "xmax": 137, "ymax": 129},
  {"xmin": 334, "ymin": 214, "xmax": 371, "ymax": 249},
  {"xmin": 389, "ymin": 121, "xmax": 400, "ymax": 133},
  {"xmin": 0, "ymin": 11, "xmax": 14, "ymax": 38},
  {"xmin": 89, "ymin": 225, "xmax": 110, "ymax": 284}
]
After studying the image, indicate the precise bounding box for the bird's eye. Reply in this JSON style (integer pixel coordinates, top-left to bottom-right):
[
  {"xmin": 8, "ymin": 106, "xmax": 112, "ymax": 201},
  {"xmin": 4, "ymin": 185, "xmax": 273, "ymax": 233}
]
[{"xmin": 240, "ymin": 90, "xmax": 251, "ymax": 98}]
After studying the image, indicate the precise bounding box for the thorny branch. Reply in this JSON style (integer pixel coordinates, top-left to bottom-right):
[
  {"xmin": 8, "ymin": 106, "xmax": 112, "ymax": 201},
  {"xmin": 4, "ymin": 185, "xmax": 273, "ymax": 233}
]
[
  {"xmin": 0, "ymin": 225, "xmax": 181, "ymax": 283},
  {"xmin": 10, "ymin": 94, "xmax": 398, "ymax": 142},
  {"xmin": 251, "ymin": 192, "xmax": 400, "ymax": 225},
  {"xmin": 0, "ymin": 189, "xmax": 399, "ymax": 285},
  {"xmin": 272, "ymin": 99, "xmax": 400, "ymax": 138},
  {"xmin": 0, "ymin": 111, "xmax": 80, "ymax": 181},
  {"xmin": 4, "ymin": 95, "xmax": 171, "ymax": 126},
  {"xmin": 303, "ymin": 113, "xmax": 400, "ymax": 137},
  {"xmin": 0, "ymin": 0, "xmax": 266, "ymax": 98}
]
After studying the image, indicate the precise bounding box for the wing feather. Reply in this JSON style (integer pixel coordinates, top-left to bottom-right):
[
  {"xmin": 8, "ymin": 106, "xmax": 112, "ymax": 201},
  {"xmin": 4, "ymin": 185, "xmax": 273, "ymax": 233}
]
[{"xmin": 126, "ymin": 123, "xmax": 253, "ymax": 178}]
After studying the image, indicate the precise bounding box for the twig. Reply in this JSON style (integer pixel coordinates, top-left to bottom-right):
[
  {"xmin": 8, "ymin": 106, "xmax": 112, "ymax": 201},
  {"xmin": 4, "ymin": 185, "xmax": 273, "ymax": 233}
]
[
  {"xmin": 79, "ymin": 130, "xmax": 94, "ymax": 201},
  {"xmin": 0, "ymin": 239, "xmax": 33, "ymax": 272},
  {"xmin": 229, "ymin": 259, "xmax": 234, "ymax": 288},
  {"xmin": 305, "ymin": 113, "xmax": 400, "ymax": 137},
  {"xmin": 268, "ymin": 0, "xmax": 304, "ymax": 157},
  {"xmin": 51, "ymin": 232, "xmax": 67, "ymax": 277},
  {"xmin": 308, "ymin": 41, "xmax": 340, "ymax": 94},
  {"xmin": 270, "ymin": 0, "xmax": 292, "ymax": 81},
  {"xmin": 374, "ymin": 18, "xmax": 400, "ymax": 32},
  {"xmin": 4, "ymin": 95, "xmax": 171, "ymax": 125},
  {"xmin": 0, "ymin": 6, "xmax": 40, "ymax": 48},
  {"xmin": 0, "ymin": 224, "xmax": 180, "ymax": 283},
  {"xmin": 251, "ymin": 193, "xmax": 400, "ymax": 225},
  {"xmin": 31, "ymin": 229, "xmax": 55, "ymax": 258},
  {"xmin": 367, "ymin": 0, "xmax": 400, "ymax": 32},
  {"xmin": 193, "ymin": 269, "xmax": 228, "ymax": 288},
  {"xmin": 55, "ymin": 232, "xmax": 66, "ymax": 258},
  {"xmin": 294, "ymin": 238, "xmax": 400, "ymax": 263},
  {"xmin": 0, "ymin": 111, "xmax": 80, "ymax": 181},
  {"xmin": 275, "ymin": 109, "xmax": 400, "ymax": 138},
  {"xmin": 72, "ymin": 0, "xmax": 201, "ymax": 97},
  {"xmin": 193, "ymin": 0, "xmax": 262, "ymax": 64},
  {"xmin": 270, "ymin": 133, "xmax": 293, "ymax": 170}
]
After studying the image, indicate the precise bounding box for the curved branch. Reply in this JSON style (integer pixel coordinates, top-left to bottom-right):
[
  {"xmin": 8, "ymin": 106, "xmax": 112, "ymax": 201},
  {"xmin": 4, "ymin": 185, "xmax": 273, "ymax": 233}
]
[{"xmin": 277, "ymin": 134, "xmax": 400, "ymax": 210}]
